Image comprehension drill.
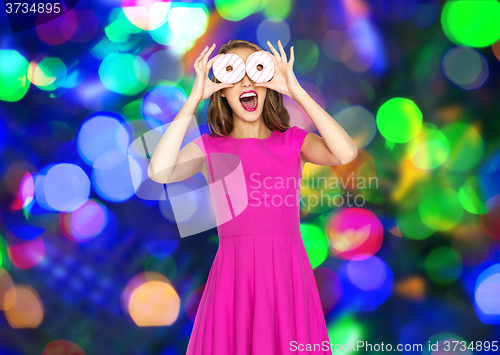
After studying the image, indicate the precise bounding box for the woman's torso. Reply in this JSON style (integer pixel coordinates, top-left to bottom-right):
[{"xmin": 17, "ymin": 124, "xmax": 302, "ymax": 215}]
[{"xmin": 194, "ymin": 128, "xmax": 306, "ymax": 236}]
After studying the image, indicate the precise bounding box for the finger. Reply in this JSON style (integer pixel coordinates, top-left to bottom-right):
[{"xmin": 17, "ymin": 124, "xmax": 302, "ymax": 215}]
[
  {"xmin": 254, "ymin": 82, "xmax": 271, "ymax": 89},
  {"xmin": 278, "ymin": 40, "xmax": 287, "ymax": 62},
  {"xmin": 265, "ymin": 50, "xmax": 276, "ymax": 63},
  {"xmin": 194, "ymin": 47, "xmax": 207, "ymax": 65},
  {"xmin": 262, "ymin": 50, "xmax": 277, "ymax": 71},
  {"xmin": 267, "ymin": 40, "xmax": 281, "ymax": 63},
  {"xmin": 214, "ymin": 80, "xmax": 233, "ymax": 86},
  {"xmin": 206, "ymin": 55, "xmax": 217, "ymax": 69},
  {"xmin": 203, "ymin": 52, "xmax": 221, "ymax": 78},
  {"xmin": 267, "ymin": 51, "xmax": 278, "ymax": 70},
  {"xmin": 198, "ymin": 44, "xmax": 213, "ymax": 67},
  {"xmin": 196, "ymin": 45, "xmax": 209, "ymax": 60},
  {"xmin": 213, "ymin": 83, "xmax": 234, "ymax": 92},
  {"xmin": 195, "ymin": 46, "xmax": 209, "ymax": 66},
  {"xmin": 289, "ymin": 46, "xmax": 294, "ymax": 66},
  {"xmin": 207, "ymin": 53, "xmax": 223, "ymax": 72},
  {"xmin": 203, "ymin": 43, "xmax": 216, "ymax": 65}
]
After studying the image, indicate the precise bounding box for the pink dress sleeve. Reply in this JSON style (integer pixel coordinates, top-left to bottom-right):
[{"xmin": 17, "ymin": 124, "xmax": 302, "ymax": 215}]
[
  {"xmin": 290, "ymin": 126, "xmax": 310, "ymax": 150},
  {"xmin": 191, "ymin": 134, "xmax": 207, "ymax": 156}
]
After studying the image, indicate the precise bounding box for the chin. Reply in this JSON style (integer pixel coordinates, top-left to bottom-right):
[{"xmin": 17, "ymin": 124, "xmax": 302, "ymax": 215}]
[
  {"xmin": 240, "ymin": 115, "xmax": 260, "ymax": 122},
  {"xmin": 239, "ymin": 110, "xmax": 262, "ymax": 122}
]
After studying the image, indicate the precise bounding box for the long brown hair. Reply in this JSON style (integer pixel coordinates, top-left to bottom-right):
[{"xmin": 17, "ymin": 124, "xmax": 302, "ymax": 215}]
[{"xmin": 207, "ymin": 39, "xmax": 290, "ymax": 137}]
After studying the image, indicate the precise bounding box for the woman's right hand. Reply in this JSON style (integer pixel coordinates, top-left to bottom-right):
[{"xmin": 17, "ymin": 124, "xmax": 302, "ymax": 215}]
[{"xmin": 190, "ymin": 44, "xmax": 234, "ymax": 103}]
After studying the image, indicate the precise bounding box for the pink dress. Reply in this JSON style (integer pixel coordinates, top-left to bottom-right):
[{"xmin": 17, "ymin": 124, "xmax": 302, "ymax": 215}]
[{"xmin": 187, "ymin": 126, "xmax": 331, "ymax": 355}]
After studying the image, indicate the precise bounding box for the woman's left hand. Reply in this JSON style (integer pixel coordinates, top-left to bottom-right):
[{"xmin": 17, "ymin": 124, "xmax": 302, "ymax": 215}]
[{"xmin": 254, "ymin": 40, "xmax": 302, "ymax": 100}]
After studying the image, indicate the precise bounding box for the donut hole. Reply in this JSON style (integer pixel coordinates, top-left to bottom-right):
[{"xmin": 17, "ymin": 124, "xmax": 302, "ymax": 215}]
[
  {"xmin": 226, "ymin": 65, "xmax": 233, "ymax": 72},
  {"xmin": 257, "ymin": 64, "xmax": 263, "ymax": 71}
]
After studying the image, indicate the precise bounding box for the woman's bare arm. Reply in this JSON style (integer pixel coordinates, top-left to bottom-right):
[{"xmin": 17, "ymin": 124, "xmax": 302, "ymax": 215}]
[
  {"xmin": 159, "ymin": 139, "xmax": 208, "ymax": 183},
  {"xmin": 294, "ymin": 87, "xmax": 358, "ymax": 166},
  {"xmin": 147, "ymin": 96, "xmax": 206, "ymax": 184},
  {"xmin": 147, "ymin": 44, "xmax": 233, "ymax": 184}
]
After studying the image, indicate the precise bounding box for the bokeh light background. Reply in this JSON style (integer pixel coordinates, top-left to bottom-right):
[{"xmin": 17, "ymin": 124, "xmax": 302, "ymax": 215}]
[{"xmin": 1, "ymin": 0, "xmax": 500, "ymax": 354}]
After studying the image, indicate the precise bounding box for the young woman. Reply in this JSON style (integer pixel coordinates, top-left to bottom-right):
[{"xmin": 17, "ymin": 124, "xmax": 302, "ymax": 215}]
[{"xmin": 148, "ymin": 39, "xmax": 358, "ymax": 354}]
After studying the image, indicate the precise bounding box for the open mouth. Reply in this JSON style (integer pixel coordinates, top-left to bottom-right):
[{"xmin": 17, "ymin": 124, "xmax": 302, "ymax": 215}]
[{"xmin": 239, "ymin": 90, "xmax": 258, "ymax": 112}]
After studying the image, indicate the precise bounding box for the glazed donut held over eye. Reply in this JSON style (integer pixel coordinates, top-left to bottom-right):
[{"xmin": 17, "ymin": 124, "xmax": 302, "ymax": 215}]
[
  {"xmin": 213, "ymin": 53, "xmax": 246, "ymax": 83},
  {"xmin": 245, "ymin": 51, "xmax": 275, "ymax": 83}
]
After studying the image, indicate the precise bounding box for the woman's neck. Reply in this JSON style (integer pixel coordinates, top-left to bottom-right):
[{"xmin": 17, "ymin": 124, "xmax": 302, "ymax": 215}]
[{"xmin": 230, "ymin": 116, "xmax": 272, "ymax": 139}]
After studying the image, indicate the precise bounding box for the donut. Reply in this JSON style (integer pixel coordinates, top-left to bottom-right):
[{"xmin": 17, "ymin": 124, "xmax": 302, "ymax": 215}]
[
  {"xmin": 245, "ymin": 51, "xmax": 275, "ymax": 83},
  {"xmin": 212, "ymin": 53, "xmax": 246, "ymax": 83}
]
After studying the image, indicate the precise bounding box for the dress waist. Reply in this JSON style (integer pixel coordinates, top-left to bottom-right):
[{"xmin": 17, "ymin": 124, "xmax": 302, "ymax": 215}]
[{"xmin": 217, "ymin": 204, "xmax": 301, "ymax": 237}]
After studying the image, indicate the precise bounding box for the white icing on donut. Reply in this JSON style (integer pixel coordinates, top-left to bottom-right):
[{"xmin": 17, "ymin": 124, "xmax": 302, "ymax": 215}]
[
  {"xmin": 213, "ymin": 54, "xmax": 245, "ymax": 83},
  {"xmin": 245, "ymin": 51, "xmax": 275, "ymax": 83}
]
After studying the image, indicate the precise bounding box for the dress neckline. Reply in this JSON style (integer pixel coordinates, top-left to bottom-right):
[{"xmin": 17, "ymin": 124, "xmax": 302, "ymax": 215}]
[{"xmin": 228, "ymin": 130, "xmax": 276, "ymax": 141}]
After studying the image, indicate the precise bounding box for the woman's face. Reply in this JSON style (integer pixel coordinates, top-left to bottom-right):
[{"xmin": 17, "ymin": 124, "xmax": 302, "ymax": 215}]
[{"xmin": 220, "ymin": 47, "xmax": 268, "ymax": 123}]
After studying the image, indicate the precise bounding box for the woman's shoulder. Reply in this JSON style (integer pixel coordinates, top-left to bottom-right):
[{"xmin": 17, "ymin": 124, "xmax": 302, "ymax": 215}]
[
  {"xmin": 191, "ymin": 132, "xmax": 229, "ymax": 156},
  {"xmin": 191, "ymin": 133, "xmax": 208, "ymax": 156},
  {"xmin": 192, "ymin": 132, "xmax": 227, "ymax": 142},
  {"xmin": 281, "ymin": 125, "xmax": 310, "ymax": 149}
]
